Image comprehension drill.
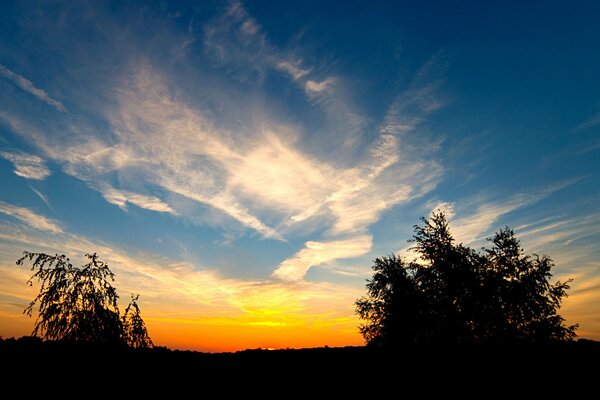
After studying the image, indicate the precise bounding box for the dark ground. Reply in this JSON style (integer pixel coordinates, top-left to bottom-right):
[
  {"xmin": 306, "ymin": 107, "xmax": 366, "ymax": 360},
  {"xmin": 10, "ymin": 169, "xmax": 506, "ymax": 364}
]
[{"xmin": 1, "ymin": 337, "xmax": 598, "ymax": 392}]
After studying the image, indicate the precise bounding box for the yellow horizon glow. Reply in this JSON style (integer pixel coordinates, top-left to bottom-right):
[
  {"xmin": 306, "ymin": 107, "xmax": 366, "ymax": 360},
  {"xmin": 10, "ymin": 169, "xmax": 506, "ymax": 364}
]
[{"xmin": 1, "ymin": 221, "xmax": 598, "ymax": 352}]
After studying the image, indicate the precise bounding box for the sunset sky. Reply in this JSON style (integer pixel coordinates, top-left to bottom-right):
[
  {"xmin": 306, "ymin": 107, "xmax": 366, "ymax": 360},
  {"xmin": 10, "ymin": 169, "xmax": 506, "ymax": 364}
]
[{"xmin": 0, "ymin": 1, "xmax": 599, "ymax": 351}]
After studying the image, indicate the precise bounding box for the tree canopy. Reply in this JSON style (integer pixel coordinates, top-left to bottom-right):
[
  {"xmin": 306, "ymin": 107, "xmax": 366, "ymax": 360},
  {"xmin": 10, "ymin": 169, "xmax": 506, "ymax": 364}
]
[
  {"xmin": 17, "ymin": 251, "xmax": 152, "ymax": 348},
  {"xmin": 356, "ymin": 212, "xmax": 577, "ymax": 347}
]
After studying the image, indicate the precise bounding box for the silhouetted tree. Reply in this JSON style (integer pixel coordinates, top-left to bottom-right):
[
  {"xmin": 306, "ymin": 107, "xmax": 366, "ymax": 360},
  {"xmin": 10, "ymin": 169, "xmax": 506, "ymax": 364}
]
[
  {"xmin": 17, "ymin": 251, "xmax": 153, "ymax": 347},
  {"xmin": 356, "ymin": 212, "xmax": 577, "ymax": 347},
  {"xmin": 122, "ymin": 294, "xmax": 153, "ymax": 349},
  {"xmin": 355, "ymin": 255, "xmax": 428, "ymax": 347},
  {"xmin": 480, "ymin": 227, "xmax": 577, "ymax": 342}
]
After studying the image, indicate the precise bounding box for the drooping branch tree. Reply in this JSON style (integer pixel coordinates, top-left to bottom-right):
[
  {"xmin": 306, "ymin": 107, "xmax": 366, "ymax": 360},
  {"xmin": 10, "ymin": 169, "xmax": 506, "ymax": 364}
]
[
  {"xmin": 122, "ymin": 294, "xmax": 153, "ymax": 349},
  {"xmin": 17, "ymin": 251, "xmax": 153, "ymax": 347}
]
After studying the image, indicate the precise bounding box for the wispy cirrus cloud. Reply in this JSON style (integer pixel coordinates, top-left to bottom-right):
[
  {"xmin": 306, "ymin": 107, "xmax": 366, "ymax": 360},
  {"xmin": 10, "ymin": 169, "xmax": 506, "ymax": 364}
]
[
  {"xmin": 0, "ymin": 201, "xmax": 62, "ymax": 233},
  {"xmin": 276, "ymin": 61, "xmax": 310, "ymax": 80},
  {"xmin": 100, "ymin": 186, "xmax": 177, "ymax": 215},
  {"xmin": 0, "ymin": 64, "xmax": 66, "ymax": 112},
  {"xmin": 514, "ymin": 212, "xmax": 600, "ymax": 259},
  {"xmin": 203, "ymin": 0, "xmax": 337, "ymax": 103},
  {"xmin": 0, "ymin": 1, "xmax": 447, "ymax": 280},
  {"xmin": 28, "ymin": 185, "xmax": 53, "ymax": 211},
  {"xmin": 425, "ymin": 180, "xmax": 579, "ymax": 246},
  {"xmin": 381, "ymin": 54, "xmax": 448, "ymax": 137},
  {"xmin": 305, "ymin": 78, "xmax": 335, "ymax": 95},
  {"xmin": 273, "ymin": 235, "xmax": 373, "ymax": 282},
  {"xmin": 0, "ymin": 151, "xmax": 51, "ymax": 180},
  {"xmin": 22, "ymin": 57, "xmax": 439, "ymax": 244}
]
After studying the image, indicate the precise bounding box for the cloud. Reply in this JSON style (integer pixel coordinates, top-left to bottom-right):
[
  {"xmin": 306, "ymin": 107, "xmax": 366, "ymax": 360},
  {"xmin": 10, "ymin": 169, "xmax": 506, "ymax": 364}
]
[
  {"xmin": 0, "ymin": 3, "xmax": 446, "ymax": 253},
  {"xmin": 322, "ymin": 134, "xmax": 441, "ymax": 236},
  {"xmin": 203, "ymin": 0, "xmax": 326, "ymax": 99},
  {"xmin": 450, "ymin": 200, "xmax": 531, "ymax": 244},
  {"xmin": 99, "ymin": 186, "xmax": 176, "ymax": 214},
  {"xmin": 27, "ymin": 60, "xmax": 434, "ymax": 241},
  {"xmin": 273, "ymin": 235, "xmax": 373, "ymax": 281},
  {"xmin": 305, "ymin": 78, "xmax": 335, "ymax": 94},
  {"xmin": 428, "ymin": 200, "xmax": 456, "ymax": 219},
  {"xmin": 514, "ymin": 213, "xmax": 600, "ymax": 257},
  {"xmin": 0, "ymin": 64, "xmax": 66, "ymax": 112},
  {"xmin": 378, "ymin": 50, "xmax": 450, "ymax": 139},
  {"xmin": 2, "ymin": 54, "xmax": 443, "ymax": 245},
  {"xmin": 203, "ymin": 0, "xmax": 270, "ymax": 77},
  {"xmin": 28, "ymin": 185, "xmax": 53, "ymax": 211},
  {"xmin": 241, "ymin": 18, "xmax": 259, "ymax": 35},
  {"xmin": 0, "ymin": 201, "xmax": 62, "ymax": 233},
  {"xmin": 0, "ymin": 151, "xmax": 51, "ymax": 180},
  {"xmin": 427, "ymin": 181, "xmax": 578, "ymax": 246},
  {"xmin": 381, "ymin": 87, "xmax": 445, "ymax": 137},
  {"xmin": 276, "ymin": 61, "xmax": 310, "ymax": 80}
]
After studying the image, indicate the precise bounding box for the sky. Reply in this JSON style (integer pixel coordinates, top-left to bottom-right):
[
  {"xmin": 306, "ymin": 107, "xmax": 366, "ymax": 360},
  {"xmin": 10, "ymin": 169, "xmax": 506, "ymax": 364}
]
[{"xmin": 0, "ymin": 0, "xmax": 599, "ymax": 351}]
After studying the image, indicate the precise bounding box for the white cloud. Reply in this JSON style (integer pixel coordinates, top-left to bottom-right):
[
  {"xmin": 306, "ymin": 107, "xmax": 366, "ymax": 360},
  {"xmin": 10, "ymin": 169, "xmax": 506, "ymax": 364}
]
[
  {"xmin": 0, "ymin": 151, "xmax": 51, "ymax": 180},
  {"xmin": 430, "ymin": 182, "xmax": 577, "ymax": 245},
  {"xmin": 514, "ymin": 213, "xmax": 600, "ymax": 256},
  {"xmin": 202, "ymin": 0, "xmax": 369, "ymax": 156},
  {"xmin": 0, "ymin": 201, "xmax": 62, "ymax": 233},
  {"xmin": 100, "ymin": 186, "xmax": 176, "ymax": 214},
  {"xmin": 0, "ymin": 3, "xmax": 447, "ymax": 257},
  {"xmin": 241, "ymin": 18, "xmax": 259, "ymax": 35},
  {"xmin": 203, "ymin": 0, "xmax": 335, "ymax": 102},
  {"xmin": 380, "ymin": 83, "xmax": 445, "ymax": 136},
  {"xmin": 203, "ymin": 0, "xmax": 270, "ymax": 75},
  {"xmin": 273, "ymin": 235, "xmax": 373, "ymax": 282},
  {"xmin": 226, "ymin": 132, "xmax": 332, "ymax": 215},
  {"xmin": 450, "ymin": 200, "xmax": 529, "ymax": 244},
  {"xmin": 428, "ymin": 201, "xmax": 456, "ymax": 219},
  {"xmin": 380, "ymin": 53, "xmax": 448, "ymax": 137},
  {"xmin": 2, "ymin": 57, "xmax": 443, "ymax": 244},
  {"xmin": 0, "ymin": 64, "xmax": 66, "ymax": 112},
  {"xmin": 97, "ymin": 64, "xmax": 437, "ymax": 240},
  {"xmin": 28, "ymin": 185, "xmax": 53, "ymax": 210},
  {"xmin": 325, "ymin": 143, "xmax": 441, "ymax": 235},
  {"xmin": 305, "ymin": 78, "xmax": 335, "ymax": 94},
  {"xmin": 276, "ymin": 61, "xmax": 310, "ymax": 80}
]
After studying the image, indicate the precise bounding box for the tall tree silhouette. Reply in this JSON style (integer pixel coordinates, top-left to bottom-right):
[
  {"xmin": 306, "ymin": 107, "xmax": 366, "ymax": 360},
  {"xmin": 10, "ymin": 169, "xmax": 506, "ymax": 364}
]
[
  {"xmin": 356, "ymin": 212, "xmax": 577, "ymax": 347},
  {"xmin": 17, "ymin": 251, "xmax": 153, "ymax": 347}
]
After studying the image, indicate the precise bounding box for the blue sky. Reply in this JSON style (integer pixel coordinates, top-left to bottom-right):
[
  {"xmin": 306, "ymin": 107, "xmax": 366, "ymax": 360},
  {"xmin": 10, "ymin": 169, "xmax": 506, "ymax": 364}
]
[{"xmin": 0, "ymin": 0, "xmax": 599, "ymax": 349}]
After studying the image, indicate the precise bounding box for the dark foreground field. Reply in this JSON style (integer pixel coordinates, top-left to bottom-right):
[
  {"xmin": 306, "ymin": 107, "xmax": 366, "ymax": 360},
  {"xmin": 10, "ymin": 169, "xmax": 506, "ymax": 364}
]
[{"xmin": 2, "ymin": 337, "xmax": 599, "ymax": 391}]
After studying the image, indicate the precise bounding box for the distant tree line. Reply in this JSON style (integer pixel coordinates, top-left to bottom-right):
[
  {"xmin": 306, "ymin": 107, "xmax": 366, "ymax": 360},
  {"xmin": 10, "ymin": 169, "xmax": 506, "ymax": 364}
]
[{"xmin": 356, "ymin": 212, "xmax": 577, "ymax": 347}]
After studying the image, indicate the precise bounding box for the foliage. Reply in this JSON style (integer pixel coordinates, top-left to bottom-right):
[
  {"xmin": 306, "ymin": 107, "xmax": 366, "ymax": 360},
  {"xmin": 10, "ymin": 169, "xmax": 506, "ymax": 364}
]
[
  {"xmin": 17, "ymin": 251, "xmax": 152, "ymax": 347},
  {"xmin": 356, "ymin": 212, "xmax": 577, "ymax": 347},
  {"xmin": 122, "ymin": 294, "xmax": 153, "ymax": 349}
]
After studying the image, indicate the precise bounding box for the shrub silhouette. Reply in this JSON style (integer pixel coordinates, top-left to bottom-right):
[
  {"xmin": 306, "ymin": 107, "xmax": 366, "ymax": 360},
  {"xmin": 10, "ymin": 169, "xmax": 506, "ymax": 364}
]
[
  {"xmin": 17, "ymin": 251, "xmax": 152, "ymax": 347},
  {"xmin": 356, "ymin": 212, "xmax": 577, "ymax": 347}
]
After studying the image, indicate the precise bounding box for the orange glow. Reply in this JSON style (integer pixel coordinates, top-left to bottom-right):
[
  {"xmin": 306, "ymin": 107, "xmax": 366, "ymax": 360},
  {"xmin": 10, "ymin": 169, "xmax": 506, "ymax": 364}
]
[
  {"xmin": 146, "ymin": 316, "xmax": 363, "ymax": 352},
  {"xmin": 2, "ymin": 250, "xmax": 598, "ymax": 351}
]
